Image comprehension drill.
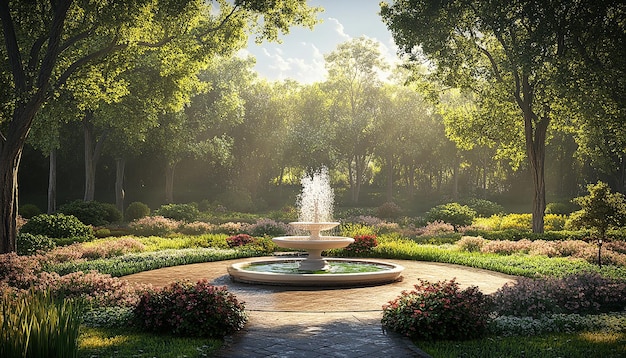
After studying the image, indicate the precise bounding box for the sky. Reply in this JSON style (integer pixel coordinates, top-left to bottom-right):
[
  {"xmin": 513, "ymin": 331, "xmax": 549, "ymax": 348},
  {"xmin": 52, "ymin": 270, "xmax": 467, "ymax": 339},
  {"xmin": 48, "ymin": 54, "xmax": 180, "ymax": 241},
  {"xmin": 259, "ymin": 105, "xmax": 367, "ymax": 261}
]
[{"xmin": 238, "ymin": 0, "xmax": 401, "ymax": 84}]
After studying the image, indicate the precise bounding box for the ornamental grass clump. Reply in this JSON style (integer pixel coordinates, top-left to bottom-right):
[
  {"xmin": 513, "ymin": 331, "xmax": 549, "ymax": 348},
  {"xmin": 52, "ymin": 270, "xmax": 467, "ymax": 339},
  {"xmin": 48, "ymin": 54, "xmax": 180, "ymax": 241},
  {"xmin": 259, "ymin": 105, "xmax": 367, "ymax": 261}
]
[
  {"xmin": 134, "ymin": 279, "xmax": 247, "ymax": 338},
  {"xmin": 1, "ymin": 288, "xmax": 83, "ymax": 358},
  {"xmin": 382, "ymin": 278, "xmax": 491, "ymax": 341}
]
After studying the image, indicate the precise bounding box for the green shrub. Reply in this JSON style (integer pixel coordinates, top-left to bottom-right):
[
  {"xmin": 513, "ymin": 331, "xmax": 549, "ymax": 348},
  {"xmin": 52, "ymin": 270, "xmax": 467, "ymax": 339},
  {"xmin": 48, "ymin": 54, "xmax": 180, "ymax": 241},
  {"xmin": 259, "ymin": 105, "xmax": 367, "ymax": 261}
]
[
  {"xmin": 19, "ymin": 204, "xmax": 41, "ymax": 219},
  {"xmin": 217, "ymin": 189, "xmax": 254, "ymax": 213},
  {"xmin": 133, "ymin": 280, "xmax": 247, "ymax": 338},
  {"xmin": 544, "ymin": 214, "xmax": 567, "ymax": 231},
  {"xmin": 500, "ymin": 213, "xmax": 532, "ymax": 231},
  {"xmin": 125, "ymin": 202, "xmax": 151, "ymax": 222},
  {"xmin": 545, "ymin": 202, "xmax": 574, "ymax": 215},
  {"xmin": 1, "ymin": 289, "xmax": 83, "ymax": 358},
  {"xmin": 58, "ymin": 200, "xmax": 121, "ymax": 226},
  {"xmin": 464, "ymin": 198, "xmax": 504, "ymax": 217},
  {"xmin": 155, "ymin": 203, "xmax": 200, "ymax": 222},
  {"xmin": 456, "ymin": 236, "xmax": 487, "ymax": 252},
  {"xmin": 382, "ymin": 278, "xmax": 491, "ymax": 341},
  {"xmin": 425, "ymin": 203, "xmax": 476, "ymax": 231},
  {"xmin": 17, "ymin": 233, "xmax": 56, "ymax": 255},
  {"xmin": 376, "ymin": 202, "xmax": 403, "ymax": 219},
  {"xmin": 20, "ymin": 213, "xmax": 94, "ymax": 241},
  {"xmin": 247, "ymin": 218, "xmax": 290, "ymax": 237}
]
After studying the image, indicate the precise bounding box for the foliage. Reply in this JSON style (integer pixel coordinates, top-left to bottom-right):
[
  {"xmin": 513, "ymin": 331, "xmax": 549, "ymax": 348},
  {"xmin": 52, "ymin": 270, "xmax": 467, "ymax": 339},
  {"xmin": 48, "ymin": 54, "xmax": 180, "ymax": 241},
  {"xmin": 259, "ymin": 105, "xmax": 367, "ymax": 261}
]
[
  {"xmin": 82, "ymin": 306, "xmax": 134, "ymax": 328},
  {"xmin": 463, "ymin": 198, "xmax": 504, "ymax": 217},
  {"xmin": 59, "ymin": 200, "xmax": 121, "ymax": 226},
  {"xmin": 1, "ymin": 289, "xmax": 83, "ymax": 358},
  {"xmin": 178, "ymin": 221, "xmax": 214, "ymax": 235},
  {"xmin": 489, "ymin": 313, "xmax": 626, "ymax": 337},
  {"xmin": 17, "ymin": 233, "xmax": 56, "ymax": 256},
  {"xmin": 247, "ymin": 218, "xmax": 291, "ymax": 237},
  {"xmin": 546, "ymin": 202, "xmax": 574, "ymax": 215},
  {"xmin": 425, "ymin": 203, "xmax": 476, "ymax": 230},
  {"xmin": 18, "ymin": 204, "xmax": 41, "ymax": 219},
  {"xmin": 569, "ymin": 181, "xmax": 626, "ymax": 239},
  {"xmin": 376, "ymin": 202, "xmax": 403, "ymax": 219},
  {"xmin": 19, "ymin": 214, "xmax": 94, "ymax": 241},
  {"xmin": 125, "ymin": 202, "xmax": 151, "ymax": 222},
  {"xmin": 133, "ymin": 280, "xmax": 247, "ymax": 338},
  {"xmin": 226, "ymin": 234, "xmax": 255, "ymax": 248},
  {"xmin": 128, "ymin": 216, "xmax": 181, "ymax": 236},
  {"xmin": 499, "ymin": 213, "xmax": 532, "ymax": 231},
  {"xmin": 456, "ymin": 236, "xmax": 487, "ymax": 253},
  {"xmin": 491, "ymin": 273, "xmax": 626, "ymax": 318},
  {"xmin": 382, "ymin": 278, "xmax": 491, "ymax": 340},
  {"xmin": 343, "ymin": 235, "xmax": 378, "ymax": 256},
  {"xmin": 154, "ymin": 203, "xmax": 200, "ymax": 222},
  {"xmin": 339, "ymin": 222, "xmax": 377, "ymax": 238},
  {"xmin": 78, "ymin": 326, "xmax": 221, "ymax": 358}
]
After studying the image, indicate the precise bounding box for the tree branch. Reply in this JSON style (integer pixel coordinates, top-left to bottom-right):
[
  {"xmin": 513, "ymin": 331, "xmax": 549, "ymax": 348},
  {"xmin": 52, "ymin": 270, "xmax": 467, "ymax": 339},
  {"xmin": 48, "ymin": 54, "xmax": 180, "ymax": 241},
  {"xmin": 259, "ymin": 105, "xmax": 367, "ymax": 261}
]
[{"xmin": 0, "ymin": 1, "xmax": 27, "ymax": 92}]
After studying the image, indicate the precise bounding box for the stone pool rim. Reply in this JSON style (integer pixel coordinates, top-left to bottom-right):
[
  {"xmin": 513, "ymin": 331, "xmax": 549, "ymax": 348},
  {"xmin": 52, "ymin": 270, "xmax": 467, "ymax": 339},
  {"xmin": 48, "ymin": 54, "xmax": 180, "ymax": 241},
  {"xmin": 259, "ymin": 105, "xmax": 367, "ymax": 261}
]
[{"xmin": 227, "ymin": 257, "xmax": 404, "ymax": 287}]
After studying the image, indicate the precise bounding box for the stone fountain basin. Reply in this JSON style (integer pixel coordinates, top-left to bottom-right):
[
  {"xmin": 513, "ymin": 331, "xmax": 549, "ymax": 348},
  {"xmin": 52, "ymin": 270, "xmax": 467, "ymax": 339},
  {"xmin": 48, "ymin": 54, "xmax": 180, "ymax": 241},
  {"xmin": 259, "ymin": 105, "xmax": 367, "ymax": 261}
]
[
  {"xmin": 272, "ymin": 236, "xmax": 354, "ymax": 250},
  {"xmin": 227, "ymin": 258, "xmax": 405, "ymax": 287},
  {"xmin": 288, "ymin": 221, "xmax": 340, "ymax": 232}
]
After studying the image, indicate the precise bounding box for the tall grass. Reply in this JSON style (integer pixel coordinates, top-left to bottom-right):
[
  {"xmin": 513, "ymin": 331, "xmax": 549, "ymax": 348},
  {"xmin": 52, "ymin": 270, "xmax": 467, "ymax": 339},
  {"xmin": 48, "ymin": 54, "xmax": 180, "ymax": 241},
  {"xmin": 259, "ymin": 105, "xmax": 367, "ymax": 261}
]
[{"xmin": 1, "ymin": 289, "xmax": 83, "ymax": 358}]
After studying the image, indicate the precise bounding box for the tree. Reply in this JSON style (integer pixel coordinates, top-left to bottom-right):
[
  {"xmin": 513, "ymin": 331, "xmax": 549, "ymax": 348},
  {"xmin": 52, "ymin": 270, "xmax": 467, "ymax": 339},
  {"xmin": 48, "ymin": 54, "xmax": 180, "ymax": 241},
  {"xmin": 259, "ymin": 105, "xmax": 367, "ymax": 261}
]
[
  {"xmin": 569, "ymin": 181, "xmax": 626, "ymax": 267},
  {"xmin": 0, "ymin": 0, "xmax": 320, "ymax": 253},
  {"xmin": 380, "ymin": 0, "xmax": 623, "ymax": 233},
  {"xmin": 324, "ymin": 36, "xmax": 388, "ymax": 203}
]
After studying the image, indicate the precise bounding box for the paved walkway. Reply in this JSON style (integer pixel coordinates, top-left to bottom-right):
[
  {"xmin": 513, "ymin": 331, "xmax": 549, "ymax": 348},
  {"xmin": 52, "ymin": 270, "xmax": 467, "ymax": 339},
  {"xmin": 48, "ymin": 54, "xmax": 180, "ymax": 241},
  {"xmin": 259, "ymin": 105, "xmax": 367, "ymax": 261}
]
[{"xmin": 123, "ymin": 258, "xmax": 517, "ymax": 357}]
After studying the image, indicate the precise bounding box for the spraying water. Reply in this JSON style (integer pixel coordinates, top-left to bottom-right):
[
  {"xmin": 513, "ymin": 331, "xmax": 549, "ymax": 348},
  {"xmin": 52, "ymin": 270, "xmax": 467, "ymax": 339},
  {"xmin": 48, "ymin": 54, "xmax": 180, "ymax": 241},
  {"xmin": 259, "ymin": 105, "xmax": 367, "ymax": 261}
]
[{"xmin": 296, "ymin": 167, "xmax": 334, "ymax": 223}]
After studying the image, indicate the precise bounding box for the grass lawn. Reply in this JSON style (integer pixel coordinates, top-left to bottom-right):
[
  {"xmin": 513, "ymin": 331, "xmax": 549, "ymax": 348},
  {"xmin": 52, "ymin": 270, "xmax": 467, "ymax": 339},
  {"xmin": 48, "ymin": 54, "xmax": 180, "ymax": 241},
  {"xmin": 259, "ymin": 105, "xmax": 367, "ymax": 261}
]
[{"xmin": 417, "ymin": 331, "xmax": 626, "ymax": 358}]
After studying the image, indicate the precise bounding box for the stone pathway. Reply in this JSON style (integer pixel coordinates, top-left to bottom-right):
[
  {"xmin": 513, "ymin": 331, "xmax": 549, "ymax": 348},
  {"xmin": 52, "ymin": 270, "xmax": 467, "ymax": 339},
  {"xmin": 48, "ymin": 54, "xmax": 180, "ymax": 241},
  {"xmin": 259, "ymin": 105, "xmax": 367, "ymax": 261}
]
[{"xmin": 123, "ymin": 258, "xmax": 517, "ymax": 357}]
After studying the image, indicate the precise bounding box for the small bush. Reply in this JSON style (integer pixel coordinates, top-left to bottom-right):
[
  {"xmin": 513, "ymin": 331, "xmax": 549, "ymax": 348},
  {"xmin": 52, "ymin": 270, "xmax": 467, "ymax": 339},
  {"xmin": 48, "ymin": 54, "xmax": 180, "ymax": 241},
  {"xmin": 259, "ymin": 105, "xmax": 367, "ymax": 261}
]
[
  {"xmin": 226, "ymin": 234, "xmax": 255, "ymax": 248},
  {"xmin": 17, "ymin": 232, "xmax": 56, "ymax": 256},
  {"xmin": 545, "ymin": 214, "xmax": 567, "ymax": 231},
  {"xmin": 247, "ymin": 218, "xmax": 290, "ymax": 237},
  {"xmin": 133, "ymin": 280, "xmax": 247, "ymax": 338},
  {"xmin": 376, "ymin": 202, "xmax": 403, "ymax": 219},
  {"xmin": 20, "ymin": 213, "xmax": 94, "ymax": 241},
  {"xmin": 179, "ymin": 221, "xmax": 214, "ymax": 235},
  {"xmin": 18, "ymin": 204, "xmax": 41, "ymax": 219},
  {"xmin": 59, "ymin": 200, "xmax": 121, "ymax": 226},
  {"xmin": 343, "ymin": 235, "xmax": 378, "ymax": 255},
  {"xmin": 382, "ymin": 278, "xmax": 491, "ymax": 341},
  {"xmin": 128, "ymin": 216, "xmax": 180, "ymax": 236},
  {"xmin": 545, "ymin": 202, "xmax": 573, "ymax": 215},
  {"xmin": 491, "ymin": 273, "xmax": 626, "ymax": 317},
  {"xmin": 500, "ymin": 213, "xmax": 532, "ymax": 231},
  {"xmin": 456, "ymin": 236, "xmax": 486, "ymax": 252},
  {"xmin": 464, "ymin": 198, "xmax": 504, "ymax": 217},
  {"xmin": 425, "ymin": 203, "xmax": 476, "ymax": 231},
  {"xmin": 125, "ymin": 202, "xmax": 151, "ymax": 222},
  {"xmin": 155, "ymin": 203, "xmax": 200, "ymax": 222}
]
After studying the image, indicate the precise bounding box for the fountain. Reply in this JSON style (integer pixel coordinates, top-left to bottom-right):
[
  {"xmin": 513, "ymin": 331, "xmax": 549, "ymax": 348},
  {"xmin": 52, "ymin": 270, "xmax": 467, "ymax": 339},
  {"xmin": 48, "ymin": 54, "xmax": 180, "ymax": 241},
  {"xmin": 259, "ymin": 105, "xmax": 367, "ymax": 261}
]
[{"xmin": 227, "ymin": 168, "xmax": 404, "ymax": 286}]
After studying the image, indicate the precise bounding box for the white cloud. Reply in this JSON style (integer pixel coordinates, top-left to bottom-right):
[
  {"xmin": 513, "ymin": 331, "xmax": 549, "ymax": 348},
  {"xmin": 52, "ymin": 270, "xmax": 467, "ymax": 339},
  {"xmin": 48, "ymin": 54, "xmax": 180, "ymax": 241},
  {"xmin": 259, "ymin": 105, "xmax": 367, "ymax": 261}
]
[{"xmin": 327, "ymin": 17, "xmax": 351, "ymax": 41}]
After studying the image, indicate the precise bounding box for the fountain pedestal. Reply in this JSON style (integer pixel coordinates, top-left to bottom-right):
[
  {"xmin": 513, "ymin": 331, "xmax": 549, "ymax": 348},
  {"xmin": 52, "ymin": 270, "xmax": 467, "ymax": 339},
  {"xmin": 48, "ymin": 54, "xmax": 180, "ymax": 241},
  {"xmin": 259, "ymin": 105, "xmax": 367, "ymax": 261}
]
[{"xmin": 272, "ymin": 222, "xmax": 354, "ymax": 271}]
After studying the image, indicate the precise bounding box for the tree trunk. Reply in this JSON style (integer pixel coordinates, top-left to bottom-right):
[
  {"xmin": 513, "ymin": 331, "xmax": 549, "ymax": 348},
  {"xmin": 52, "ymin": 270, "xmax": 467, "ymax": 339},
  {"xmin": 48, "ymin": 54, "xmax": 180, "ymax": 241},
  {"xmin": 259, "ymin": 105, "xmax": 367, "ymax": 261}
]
[
  {"xmin": 0, "ymin": 145, "xmax": 21, "ymax": 254},
  {"xmin": 165, "ymin": 161, "xmax": 177, "ymax": 203},
  {"xmin": 386, "ymin": 154, "xmax": 394, "ymax": 202},
  {"xmin": 115, "ymin": 157, "xmax": 126, "ymax": 215},
  {"xmin": 83, "ymin": 112, "xmax": 108, "ymax": 201},
  {"xmin": 452, "ymin": 155, "xmax": 459, "ymax": 201},
  {"xmin": 47, "ymin": 148, "xmax": 57, "ymax": 213},
  {"xmin": 522, "ymin": 110, "xmax": 548, "ymax": 234}
]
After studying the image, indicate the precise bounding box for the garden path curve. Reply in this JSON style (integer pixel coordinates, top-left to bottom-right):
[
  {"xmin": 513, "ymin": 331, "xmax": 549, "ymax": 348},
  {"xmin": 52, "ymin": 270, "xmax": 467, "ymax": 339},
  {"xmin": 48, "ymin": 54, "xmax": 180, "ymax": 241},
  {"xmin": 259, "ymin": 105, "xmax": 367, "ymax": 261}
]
[{"xmin": 123, "ymin": 258, "xmax": 517, "ymax": 357}]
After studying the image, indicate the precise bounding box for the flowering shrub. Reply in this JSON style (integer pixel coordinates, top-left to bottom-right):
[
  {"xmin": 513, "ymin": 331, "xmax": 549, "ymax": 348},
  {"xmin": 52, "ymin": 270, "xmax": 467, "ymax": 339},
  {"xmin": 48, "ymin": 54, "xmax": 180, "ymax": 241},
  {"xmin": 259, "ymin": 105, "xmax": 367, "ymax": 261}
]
[
  {"xmin": 481, "ymin": 239, "xmax": 533, "ymax": 255},
  {"xmin": 381, "ymin": 278, "xmax": 491, "ymax": 341},
  {"xmin": 0, "ymin": 253, "xmax": 42, "ymax": 289},
  {"xmin": 376, "ymin": 202, "xmax": 403, "ymax": 219},
  {"xmin": 490, "ymin": 273, "xmax": 626, "ymax": 317},
  {"xmin": 213, "ymin": 221, "xmax": 249, "ymax": 235},
  {"xmin": 133, "ymin": 280, "xmax": 247, "ymax": 338},
  {"xmin": 247, "ymin": 218, "xmax": 290, "ymax": 237},
  {"xmin": 226, "ymin": 234, "xmax": 255, "ymax": 248},
  {"xmin": 80, "ymin": 237, "xmax": 145, "ymax": 259},
  {"xmin": 128, "ymin": 216, "xmax": 181, "ymax": 236},
  {"xmin": 420, "ymin": 220, "xmax": 455, "ymax": 236},
  {"xmin": 343, "ymin": 235, "xmax": 378, "ymax": 255},
  {"xmin": 500, "ymin": 213, "xmax": 532, "ymax": 231},
  {"xmin": 456, "ymin": 236, "xmax": 487, "ymax": 252},
  {"xmin": 179, "ymin": 221, "xmax": 215, "ymax": 235}
]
